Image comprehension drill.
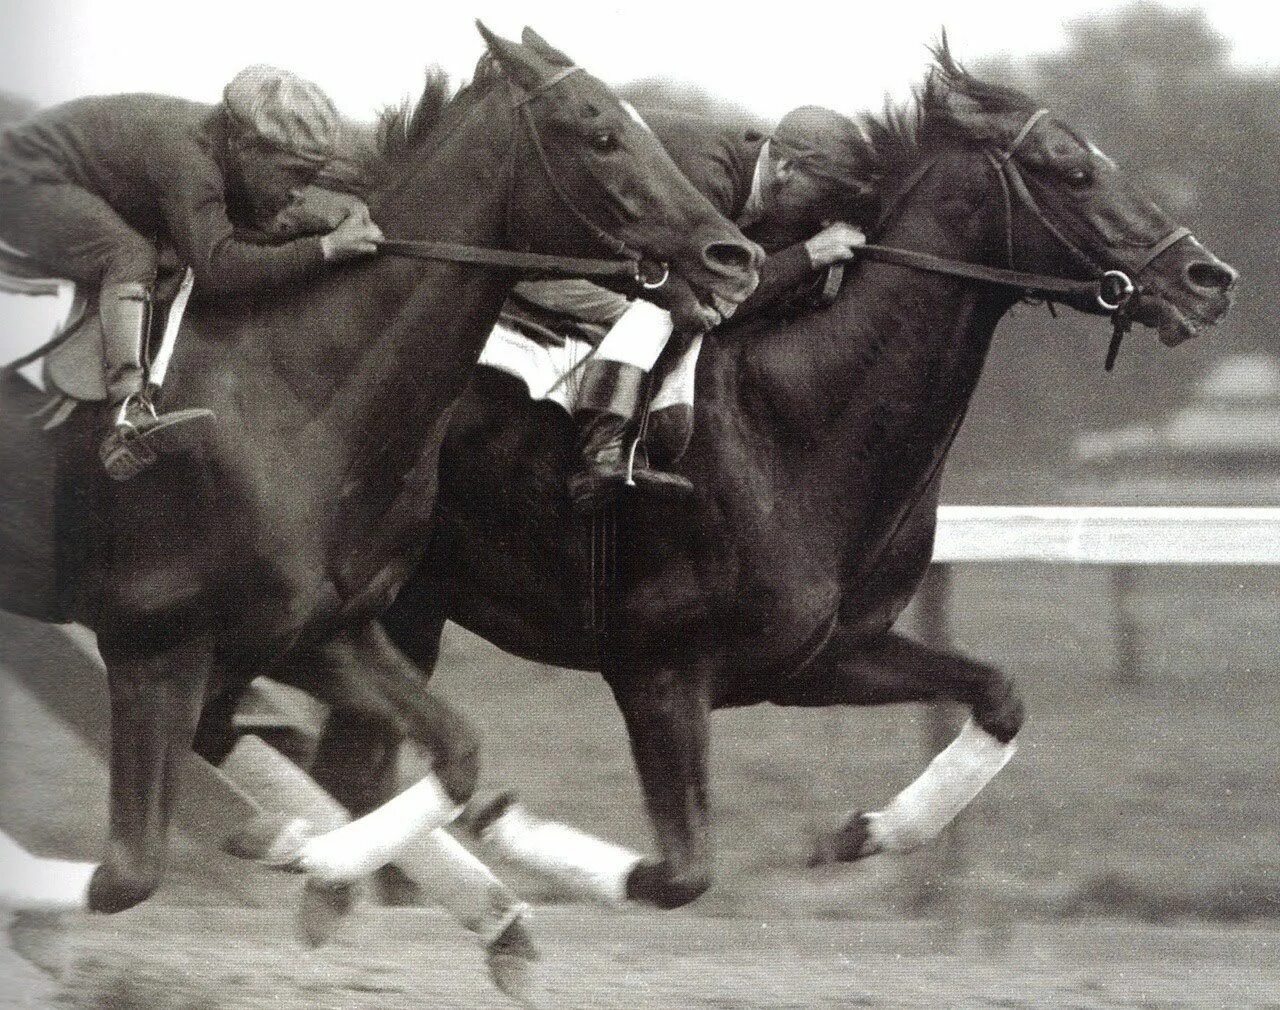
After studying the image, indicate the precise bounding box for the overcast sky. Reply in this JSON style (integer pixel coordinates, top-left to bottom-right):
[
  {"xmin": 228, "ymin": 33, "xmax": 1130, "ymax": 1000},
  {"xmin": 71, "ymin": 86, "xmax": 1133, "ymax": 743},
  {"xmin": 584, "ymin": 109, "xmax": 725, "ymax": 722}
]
[{"xmin": 0, "ymin": 1, "xmax": 1274, "ymax": 120}]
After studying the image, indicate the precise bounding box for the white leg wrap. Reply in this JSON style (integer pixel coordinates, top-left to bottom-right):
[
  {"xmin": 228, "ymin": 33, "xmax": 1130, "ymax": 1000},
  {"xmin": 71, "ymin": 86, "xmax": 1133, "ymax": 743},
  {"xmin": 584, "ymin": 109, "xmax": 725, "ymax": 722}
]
[
  {"xmin": 481, "ymin": 803, "xmax": 642, "ymax": 907},
  {"xmin": 867, "ymin": 718, "xmax": 1016, "ymax": 853},
  {"xmin": 0, "ymin": 832, "xmax": 95, "ymax": 913},
  {"xmin": 224, "ymin": 737, "xmax": 512, "ymax": 938},
  {"xmin": 593, "ymin": 300, "xmax": 674, "ymax": 370},
  {"xmin": 396, "ymin": 830, "xmax": 526, "ymax": 944},
  {"xmin": 222, "ymin": 735, "xmax": 348, "ymax": 832},
  {"xmin": 294, "ymin": 774, "xmax": 461, "ymax": 883}
]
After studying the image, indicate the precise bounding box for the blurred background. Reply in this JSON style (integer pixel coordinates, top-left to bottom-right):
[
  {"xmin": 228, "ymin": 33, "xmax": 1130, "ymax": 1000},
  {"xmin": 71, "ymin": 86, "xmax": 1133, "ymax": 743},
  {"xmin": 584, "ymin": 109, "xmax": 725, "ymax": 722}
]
[{"xmin": 1, "ymin": 2, "xmax": 1278, "ymax": 1005}]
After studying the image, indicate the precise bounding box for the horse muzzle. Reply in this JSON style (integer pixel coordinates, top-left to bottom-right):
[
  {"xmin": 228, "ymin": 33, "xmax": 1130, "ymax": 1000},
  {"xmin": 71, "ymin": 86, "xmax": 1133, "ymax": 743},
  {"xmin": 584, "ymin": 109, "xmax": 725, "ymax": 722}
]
[
  {"xmin": 1131, "ymin": 237, "xmax": 1237, "ymax": 346},
  {"xmin": 690, "ymin": 233, "xmax": 764, "ymax": 307}
]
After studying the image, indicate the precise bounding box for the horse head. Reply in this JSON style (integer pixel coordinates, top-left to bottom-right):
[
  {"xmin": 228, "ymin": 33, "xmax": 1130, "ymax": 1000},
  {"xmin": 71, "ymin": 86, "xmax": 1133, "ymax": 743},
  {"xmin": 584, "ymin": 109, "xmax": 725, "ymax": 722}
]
[
  {"xmin": 878, "ymin": 44, "xmax": 1236, "ymax": 350},
  {"xmin": 476, "ymin": 24, "xmax": 763, "ymax": 325}
]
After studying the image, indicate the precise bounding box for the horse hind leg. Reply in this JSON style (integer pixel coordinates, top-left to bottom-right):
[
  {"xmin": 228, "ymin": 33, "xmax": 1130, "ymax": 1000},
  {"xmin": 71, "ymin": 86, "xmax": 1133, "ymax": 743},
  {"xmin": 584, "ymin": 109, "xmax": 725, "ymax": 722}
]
[{"xmin": 774, "ymin": 630, "xmax": 1023, "ymax": 864}]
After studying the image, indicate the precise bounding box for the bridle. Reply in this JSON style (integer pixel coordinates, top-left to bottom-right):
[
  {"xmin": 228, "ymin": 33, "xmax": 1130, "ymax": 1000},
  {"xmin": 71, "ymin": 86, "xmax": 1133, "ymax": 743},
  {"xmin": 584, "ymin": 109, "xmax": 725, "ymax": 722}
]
[
  {"xmin": 833, "ymin": 107, "xmax": 1195, "ymax": 607},
  {"xmin": 376, "ymin": 67, "xmax": 669, "ymax": 292},
  {"xmin": 986, "ymin": 108, "xmax": 1190, "ymax": 369},
  {"xmin": 840, "ymin": 107, "xmax": 1192, "ymax": 371}
]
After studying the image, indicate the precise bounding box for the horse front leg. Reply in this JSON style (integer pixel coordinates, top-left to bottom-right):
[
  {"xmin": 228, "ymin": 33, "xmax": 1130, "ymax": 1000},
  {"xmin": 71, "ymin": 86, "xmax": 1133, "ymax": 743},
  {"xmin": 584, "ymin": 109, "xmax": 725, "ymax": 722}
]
[
  {"xmin": 472, "ymin": 661, "xmax": 715, "ymax": 911},
  {"xmin": 88, "ymin": 640, "xmax": 211, "ymax": 912},
  {"xmin": 298, "ymin": 614, "xmax": 446, "ymax": 903},
  {"xmin": 610, "ymin": 663, "xmax": 715, "ymax": 909},
  {"xmin": 239, "ymin": 623, "xmax": 474, "ymax": 882},
  {"xmin": 3, "ymin": 635, "xmax": 208, "ymax": 978},
  {"xmin": 4, "ymin": 642, "xmax": 208, "ymax": 916},
  {"xmin": 222, "ymin": 621, "xmax": 534, "ymax": 998},
  {"xmin": 771, "ymin": 629, "xmax": 1023, "ymax": 863}
]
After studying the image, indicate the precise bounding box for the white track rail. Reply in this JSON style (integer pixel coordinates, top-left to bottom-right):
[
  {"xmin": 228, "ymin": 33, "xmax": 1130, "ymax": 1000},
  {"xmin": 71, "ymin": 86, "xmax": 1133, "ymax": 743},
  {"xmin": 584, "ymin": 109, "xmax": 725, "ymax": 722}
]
[{"xmin": 933, "ymin": 506, "xmax": 1280, "ymax": 565}]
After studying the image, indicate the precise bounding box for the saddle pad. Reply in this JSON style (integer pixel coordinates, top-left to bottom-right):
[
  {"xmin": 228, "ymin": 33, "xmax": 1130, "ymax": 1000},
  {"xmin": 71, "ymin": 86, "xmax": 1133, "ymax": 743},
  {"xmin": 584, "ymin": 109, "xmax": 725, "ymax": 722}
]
[
  {"xmin": 477, "ymin": 321, "xmax": 704, "ymax": 464},
  {"xmin": 44, "ymin": 307, "xmax": 103, "ymax": 402}
]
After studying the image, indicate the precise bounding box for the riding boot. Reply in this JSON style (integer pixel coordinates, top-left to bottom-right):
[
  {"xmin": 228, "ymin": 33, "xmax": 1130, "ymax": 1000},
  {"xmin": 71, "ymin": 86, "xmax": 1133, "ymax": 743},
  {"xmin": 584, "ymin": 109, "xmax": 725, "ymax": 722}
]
[
  {"xmin": 98, "ymin": 281, "xmax": 214, "ymax": 482},
  {"xmin": 567, "ymin": 358, "xmax": 693, "ymax": 512}
]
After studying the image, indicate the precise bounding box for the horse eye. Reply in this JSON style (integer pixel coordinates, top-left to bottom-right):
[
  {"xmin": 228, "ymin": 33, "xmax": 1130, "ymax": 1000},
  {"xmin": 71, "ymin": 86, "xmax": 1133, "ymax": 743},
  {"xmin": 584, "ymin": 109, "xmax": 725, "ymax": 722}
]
[
  {"xmin": 590, "ymin": 132, "xmax": 619, "ymax": 154},
  {"xmin": 1065, "ymin": 166, "xmax": 1092, "ymax": 187}
]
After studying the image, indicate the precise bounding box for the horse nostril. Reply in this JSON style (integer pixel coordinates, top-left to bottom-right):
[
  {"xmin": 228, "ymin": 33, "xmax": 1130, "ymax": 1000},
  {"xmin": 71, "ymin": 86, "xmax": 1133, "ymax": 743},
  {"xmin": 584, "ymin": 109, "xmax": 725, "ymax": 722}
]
[
  {"xmin": 703, "ymin": 240, "xmax": 758, "ymax": 276},
  {"xmin": 1185, "ymin": 260, "xmax": 1238, "ymax": 293}
]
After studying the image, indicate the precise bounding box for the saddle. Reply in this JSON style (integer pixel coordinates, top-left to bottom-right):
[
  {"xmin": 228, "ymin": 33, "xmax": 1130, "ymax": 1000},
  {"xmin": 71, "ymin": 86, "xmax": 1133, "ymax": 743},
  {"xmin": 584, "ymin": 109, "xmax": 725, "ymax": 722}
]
[{"xmin": 0, "ymin": 242, "xmax": 194, "ymax": 423}]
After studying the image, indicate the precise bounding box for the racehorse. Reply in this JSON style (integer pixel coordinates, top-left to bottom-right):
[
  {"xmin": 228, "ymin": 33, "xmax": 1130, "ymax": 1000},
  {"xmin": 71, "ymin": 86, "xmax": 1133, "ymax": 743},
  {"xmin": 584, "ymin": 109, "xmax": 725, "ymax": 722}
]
[
  {"xmin": 344, "ymin": 46, "xmax": 1234, "ymax": 909},
  {"xmin": 0, "ymin": 23, "xmax": 760, "ymax": 931}
]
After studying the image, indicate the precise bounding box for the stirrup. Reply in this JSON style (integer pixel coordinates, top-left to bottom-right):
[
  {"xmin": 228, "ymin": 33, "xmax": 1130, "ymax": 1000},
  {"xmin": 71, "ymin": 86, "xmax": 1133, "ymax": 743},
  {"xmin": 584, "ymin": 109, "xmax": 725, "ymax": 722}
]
[
  {"xmin": 624, "ymin": 436, "xmax": 694, "ymax": 500},
  {"xmin": 100, "ymin": 423, "xmax": 157, "ymax": 482},
  {"xmin": 113, "ymin": 392, "xmax": 156, "ymax": 431},
  {"xmin": 100, "ymin": 396, "xmax": 216, "ymax": 481}
]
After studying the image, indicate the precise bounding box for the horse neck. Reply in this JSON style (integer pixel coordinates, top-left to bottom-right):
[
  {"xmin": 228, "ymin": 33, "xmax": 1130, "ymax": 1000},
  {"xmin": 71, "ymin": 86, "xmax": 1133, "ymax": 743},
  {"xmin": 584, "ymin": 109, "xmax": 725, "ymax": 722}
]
[
  {"xmin": 734, "ymin": 165, "xmax": 1016, "ymax": 501},
  {"xmin": 282, "ymin": 89, "xmax": 517, "ymax": 440}
]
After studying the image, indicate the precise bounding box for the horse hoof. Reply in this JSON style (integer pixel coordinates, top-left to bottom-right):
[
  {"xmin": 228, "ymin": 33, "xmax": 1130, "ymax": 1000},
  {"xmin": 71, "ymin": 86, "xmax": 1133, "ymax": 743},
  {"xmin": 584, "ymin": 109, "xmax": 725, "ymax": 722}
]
[
  {"xmin": 295, "ymin": 878, "xmax": 360, "ymax": 949},
  {"xmin": 223, "ymin": 814, "xmax": 310, "ymax": 869},
  {"xmin": 485, "ymin": 912, "xmax": 540, "ymax": 1007},
  {"xmin": 809, "ymin": 812, "xmax": 878, "ymax": 866},
  {"xmin": 462, "ymin": 790, "xmax": 519, "ymax": 840},
  {"xmin": 7, "ymin": 910, "xmax": 75, "ymax": 978}
]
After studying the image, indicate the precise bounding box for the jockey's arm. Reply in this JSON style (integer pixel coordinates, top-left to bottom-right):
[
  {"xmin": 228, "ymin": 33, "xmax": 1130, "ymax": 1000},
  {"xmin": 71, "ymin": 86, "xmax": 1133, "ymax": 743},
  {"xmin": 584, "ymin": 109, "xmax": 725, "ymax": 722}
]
[
  {"xmin": 159, "ymin": 156, "xmax": 329, "ymax": 292},
  {"xmin": 729, "ymin": 242, "xmax": 821, "ymax": 321},
  {"xmin": 731, "ymin": 222, "xmax": 866, "ymax": 322}
]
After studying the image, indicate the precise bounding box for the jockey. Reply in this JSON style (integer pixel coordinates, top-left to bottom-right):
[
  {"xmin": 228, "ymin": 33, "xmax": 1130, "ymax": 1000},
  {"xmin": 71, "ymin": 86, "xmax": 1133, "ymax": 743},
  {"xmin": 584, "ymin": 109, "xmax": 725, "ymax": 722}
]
[
  {"xmin": 515, "ymin": 104, "xmax": 869, "ymax": 510},
  {"xmin": 0, "ymin": 66, "xmax": 383, "ymax": 480}
]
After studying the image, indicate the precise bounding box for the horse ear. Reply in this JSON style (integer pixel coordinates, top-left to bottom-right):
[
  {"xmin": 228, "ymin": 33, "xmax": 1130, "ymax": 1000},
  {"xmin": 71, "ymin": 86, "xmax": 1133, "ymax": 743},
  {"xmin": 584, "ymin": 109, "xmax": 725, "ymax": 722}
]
[
  {"xmin": 475, "ymin": 20, "xmax": 550, "ymax": 91},
  {"xmin": 520, "ymin": 27, "xmax": 575, "ymax": 67}
]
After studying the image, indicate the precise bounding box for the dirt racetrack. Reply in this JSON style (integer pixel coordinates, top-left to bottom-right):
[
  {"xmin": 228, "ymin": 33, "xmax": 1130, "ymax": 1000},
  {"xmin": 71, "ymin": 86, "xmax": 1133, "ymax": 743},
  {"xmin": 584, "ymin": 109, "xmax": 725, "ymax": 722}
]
[
  {"xmin": 3, "ymin": 561, "xmax": 1279, "ymax": 1007},
  {"xmin": 3, "ymin": 906, "xmax": 1279, "ymax": 1009}
]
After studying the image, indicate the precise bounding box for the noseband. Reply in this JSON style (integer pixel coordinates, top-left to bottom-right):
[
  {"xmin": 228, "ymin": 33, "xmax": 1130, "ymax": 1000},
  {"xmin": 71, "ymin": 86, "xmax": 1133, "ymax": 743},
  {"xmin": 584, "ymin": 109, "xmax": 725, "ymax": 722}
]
[
  {"xmin": 988, "ymin": 108, "xmax": 1190, "ymax": 369},
  {"xmin": 375, "ymin": 69, "xmax": 667, "ymax": 290},
  {"xmin": 851, "ymin": 108, "xmax": 1194, "ymax": 370}
]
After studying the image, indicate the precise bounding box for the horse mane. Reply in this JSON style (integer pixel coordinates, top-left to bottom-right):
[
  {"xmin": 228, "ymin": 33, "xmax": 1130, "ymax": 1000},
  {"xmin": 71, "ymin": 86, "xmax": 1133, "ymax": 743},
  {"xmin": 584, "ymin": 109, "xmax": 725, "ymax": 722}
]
[
  {"xmin": 842, "ymin": 38, "xmax": 1041, "ymax": 224},
  {"xmin": 339, "ymin": 55, "xmax": 507, "ymax": 193},
  {"xmin": 373, "ymin": 69, "xmax": 457, "ymax": 162}
]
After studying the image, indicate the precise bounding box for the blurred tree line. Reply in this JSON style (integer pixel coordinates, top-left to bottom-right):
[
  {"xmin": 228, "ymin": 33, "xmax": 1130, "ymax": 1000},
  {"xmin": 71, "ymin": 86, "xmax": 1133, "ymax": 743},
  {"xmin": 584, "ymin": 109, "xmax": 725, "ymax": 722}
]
[
  {"xmin": 952, "ymin": 3, "xmax": 1278, "ymax": 492},
  {"xmin": 628, "ymin": 4, "xmax": 1277, "ymax": 494}
]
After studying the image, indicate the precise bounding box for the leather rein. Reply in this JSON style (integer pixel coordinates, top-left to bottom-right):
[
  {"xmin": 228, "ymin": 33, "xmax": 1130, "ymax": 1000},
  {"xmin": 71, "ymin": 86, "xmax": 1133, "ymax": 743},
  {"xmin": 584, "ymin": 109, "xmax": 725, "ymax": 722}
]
[
  {"xmin": 375, "ymin": 68, "xmax": 669, "ymax": 292},
  {"xmin": 833, "ymin": 107, "xmax": 1191, "ymax": 372},
  {"xmin": 838, "ymin": 107, "xmax": 1193, "ymax": 601}
]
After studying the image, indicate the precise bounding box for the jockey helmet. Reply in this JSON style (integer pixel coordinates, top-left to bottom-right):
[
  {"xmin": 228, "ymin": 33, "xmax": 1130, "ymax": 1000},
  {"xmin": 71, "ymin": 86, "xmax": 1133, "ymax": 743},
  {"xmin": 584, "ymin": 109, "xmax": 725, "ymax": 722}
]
[
  {"xmin": 223, "ymin": 65, "xmax": 342, "ymax": 167},
  {"xmin": 771, "ymin": 106, "xmax": 866, "ymax": 191}
]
